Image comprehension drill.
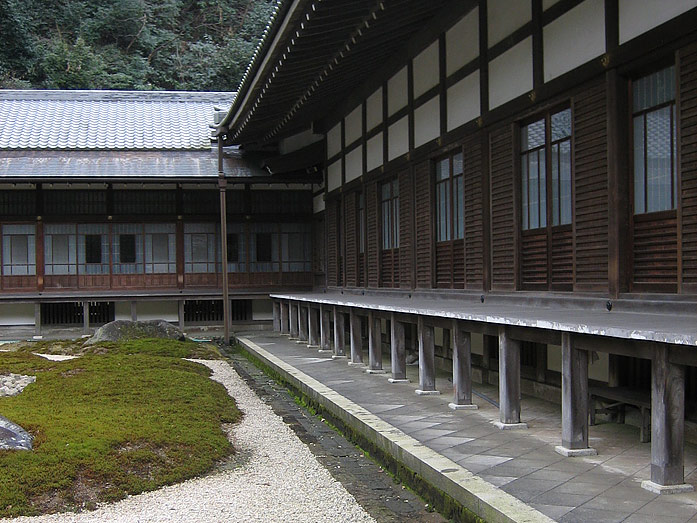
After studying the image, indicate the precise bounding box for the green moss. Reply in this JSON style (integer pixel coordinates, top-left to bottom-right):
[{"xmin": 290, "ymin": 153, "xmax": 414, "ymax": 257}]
[
  {"xmin": 230, "ymin": 343, "xmax": 485, "ymax": 523},
  {"xmin": 0, "ymin": 341, "xmax": 238, "ymax": 517}
]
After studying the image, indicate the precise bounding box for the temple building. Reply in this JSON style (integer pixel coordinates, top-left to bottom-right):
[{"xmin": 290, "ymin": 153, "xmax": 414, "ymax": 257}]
[{"xmin": 215, "ymin": 0, "xmax": 697, "ymax": 495}]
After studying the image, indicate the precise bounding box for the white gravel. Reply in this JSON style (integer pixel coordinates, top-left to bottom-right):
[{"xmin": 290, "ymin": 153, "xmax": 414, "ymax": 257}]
[{"xmin": 5, "ymin": 359, "xmax": 375, "ymax": 523}]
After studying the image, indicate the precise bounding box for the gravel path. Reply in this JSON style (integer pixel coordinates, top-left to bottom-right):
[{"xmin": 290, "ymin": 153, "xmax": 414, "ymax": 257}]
[{"xmin": 6, "ymin": 359, "xmax": 375, "ymax": 523}]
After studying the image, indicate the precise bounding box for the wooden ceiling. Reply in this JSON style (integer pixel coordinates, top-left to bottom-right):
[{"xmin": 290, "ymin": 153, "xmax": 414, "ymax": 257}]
[{"xmin": 222, "ymin": 0, "xmax": 460, "ymax": 149}]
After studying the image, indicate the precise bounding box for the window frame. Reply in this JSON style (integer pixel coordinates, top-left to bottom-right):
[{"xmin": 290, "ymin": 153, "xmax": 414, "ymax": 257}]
[
  {"xmin": 434, "ymin": 151, "xmax": 465, "ymax": 243},
  {"xmin": 380, "ymin": 179, "xmax": 399, "ymax": 251}
]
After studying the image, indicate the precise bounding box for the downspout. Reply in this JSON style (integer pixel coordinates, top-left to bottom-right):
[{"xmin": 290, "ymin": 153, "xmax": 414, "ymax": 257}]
[{"xmin": 218, "ymin": 138, "xmax": 230, "ymax": 344}]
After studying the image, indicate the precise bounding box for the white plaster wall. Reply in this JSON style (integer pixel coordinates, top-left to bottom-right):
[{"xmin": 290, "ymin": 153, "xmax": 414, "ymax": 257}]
[
  {"xmin": 345, "ymin": 146, "xmax": 363, "ymax": 183},
  {"xmin": 489, "ymin": 37, "xmax": 533, "ymax": 109},
  {"xmin": 366, "ymin": 88, "xmax": 383, "ymax": 131},
  {"xmin": 547, "ymin": 344, "xmax": 562, "ymax": 372},
  {"xmin": 327, "ymin": 123, "xmax": 342, "ymax": 158},
  {"xmin": 414, "ymin": 96, "xmax": 440, "ymax": 148},
  {"xmin": 619, "ymin": 0, "xmax": 697, "ymax": 44},
  {"xmin": 0, "ymin": 303, "xmax": 33, "ymax": 326},
  {"xmin": 471, "ymin": 333, "xmax": 483, "ymax": 356},
  {"xmin": 114, "ymin": 301, "xmax": 131, "ymax": 321},
  {"xmin": 252, "ymin": 299, "xmax": 273, "ymax": 321},
  {"xmin": 388, "ymin": 66, "xmax": 408, "ymax": 116},
  {"xmin": 446, "ymin": 8, "xmax": 479, "ymax": 76},
  {"xmin": 544, "ymin": 0, "xmax": 605, "ymax": 82},
  {"xmin": 344, "ymin": 105, "xmax": 362, "ymax": 146},
  {"xmin": 327, "ymin": 160, "xmax": 342, "ymax": 192},
  {"xmin": 488, "ymin": 0, "xmax": 531, "ymax": 47},
  {"xmin": 543, "ymin": 0, "xmax": 561, "ymax": 9},
  {"xmin": 137, "ymin": 300, "xmax": 178, "ymax": 322},
  {"xmin": 388, "ymin": 116, "xmax": 409, "ymax": 161},
  {"xmin": 313, "ymin": 193, "xmax": 325, "ymax": 213},
  {"xmin": 366, "ymin": 132, "xmax": 383, "ymax": 172},
  {"xmin": 447, "ymin": 70, "xmax": 480, "ymax": 131},
  {"xmin": 279, "ymin": 128, "xmax": 323, "ymax": 154},
  {"xmin": 589, "ymin": 351, "xmax": 609, "ymax": 383},
  {"xmin": 413, "ymin": 41, "xmax": 439, "ymax": 99}
]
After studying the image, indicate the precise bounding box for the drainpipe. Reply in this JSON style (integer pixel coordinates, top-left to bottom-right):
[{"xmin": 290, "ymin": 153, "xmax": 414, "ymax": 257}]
[{"xmin": 218, "ymin": 138, "xmax": 230, "ymax": 345}]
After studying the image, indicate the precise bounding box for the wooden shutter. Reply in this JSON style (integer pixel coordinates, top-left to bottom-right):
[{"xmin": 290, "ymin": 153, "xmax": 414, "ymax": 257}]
[
  {"xmin": 464, "ymin": 134, "xmax": 484, "ymax": 289},
  {"xmin": 572, "ymin": 80, "xmax": 609, "ymax": 291},
  {"xmin": 414, "ymin": 160, "xmax": 433, "ymax": 288},
  {"xmin": 366, "ymin": 181, "xmax": 379, "ymax": 288},
  {"xmin": 489, "ymin": 126, "xmax": 516, "ymax": 289},
  {"xmin": 344, "ymin": 192, "xmax": 357, "ymax": 287},
  {"xmin": 399, "ymin": 168, "xmax": 413, "ymax": 289},
  {"xmin": 326, "ymin": 198, "xmax": 338, "ymax": 286},
  {"xmin": 681, "ymin": 41, "xmax": 697, "ymax": 291}
]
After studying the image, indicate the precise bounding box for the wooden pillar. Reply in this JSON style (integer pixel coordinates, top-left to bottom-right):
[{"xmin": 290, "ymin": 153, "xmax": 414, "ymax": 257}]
[
  {"xmin": 642, "ymin": 345, "xmax": 694, "ymax": 494},
  {"xmin": 272, "ymin": 301, "xmax": 280, "ymax": 332},
  {"xmin": 130, "ymin": 301, "xmax": 137, "ymax": 321},
  {"xmin": 289, "ymin": 302, "xmax": 299, "ymax": 339},
  {"xmin": 82, "ymin": 301, "xmax": 90, "ymax": 334},
  {"xmin": 333, "ymin": 306, "xmax": 346, "ymax": 357},
  {"xmin": 36, "ymin": 219, "xmax": 44, "ymax": 292},
  {"xmin": 450, "ymin": 320, "xmax": 477, "ymax": 409},
  {"xmin": 308, "ymin": 305, "xmax": 320, "ymax": 347},
  {"xmin": 495, "ymin": 327, "xmax": 527, "ymax": 429},
  {"xmin": 298, "ymin": 303, "xmax": 308, "ymax": 342},
  {"xmin": 366, "ymin": 310, "xmax": 384, "ymax": 373},
  {"xmin": 34, "ymin": 303, "xmax": 41, "ymax": 336},
  {"xmin": 555, "ymin": 333, "xmax": 596, "ymax": 456},
  {"xmin": 416, "ymin": 316, "xmax": 439, "ymax": 395},
  {"xmin": 388, "ymin": 313, "xmax": 408, "ymax": 382},
  {"xmin": 349, "ymin": 308, "xmax": 364, "ymax": 365},
  {"xmin": 218, "ymin": 174, "xmax": 230, "ymax": 345},
  {"xmin": 481, "ymin": 334, "xmax": 496, "ymax": 383},
  {"xmin": 280, "ymin": 301, "xmax": 289, "ymax": 334},
  {"xmin": 319, "ymin": 304, "xmax": 331, "ymax": 352},
  {"xmin": 178, "ymin": 300, "xmax": 185, "ymax": 330}
]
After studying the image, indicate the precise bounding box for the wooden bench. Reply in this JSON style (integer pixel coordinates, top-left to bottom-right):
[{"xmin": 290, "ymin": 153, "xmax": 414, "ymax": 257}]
[{"xmin": 589, "ymin": 386, "xmax": 651, "ymax": 442}]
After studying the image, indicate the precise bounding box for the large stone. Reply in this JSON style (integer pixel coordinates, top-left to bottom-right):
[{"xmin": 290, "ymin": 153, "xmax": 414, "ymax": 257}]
[
  {"xmin": 0, "ymin": 415, "xmax": 32, "ymax": 451},
  {"xmin": 85, "ymin": 319, "xmax": 185, "ymax": 346}
]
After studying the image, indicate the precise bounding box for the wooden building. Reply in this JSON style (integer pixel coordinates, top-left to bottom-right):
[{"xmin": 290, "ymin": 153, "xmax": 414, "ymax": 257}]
[
  {"xmin": 216, "ymin": 0, "xmax": 697, "ymax": 494},
  {"xmin": 0, "ymin": 90, "xmax": 320, "ymax": 332}
]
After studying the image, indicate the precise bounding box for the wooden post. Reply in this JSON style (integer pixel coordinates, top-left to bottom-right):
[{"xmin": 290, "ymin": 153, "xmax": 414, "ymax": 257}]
[
  {"xmin": 308, "ymin": 305, "xmax": 320, "ymax": 347},
  {"xmin": 495, "ymin": 327, "xmax": 527, "ymax": 429},
  {"xmin": 366, "ymin": 310, "xmax": 384, "ymax": 373},
  {"xmin": 556, "ymin": 333, "xmax": 596, "ymax": 456},
  {"xmin": 332, "ymin": 306, "xmax": 346, "ymax": 357},
  {"xmin": 450, "ymin": 320, "xmax": 477, "ymax": 409},
  {"xmin": 388, "ymin": 313, "xmax": 408, "ymax": 382},
  {"xmin": 349, "ymin": 308, "xmax": 364, "ymax": 365},
  {"xmin": 416, "ymin": 316, "xmax": 439, "ymax": 395},
  {"xmin": 319, "ymin": 304, "xmax": 331, "ymax": 352},
  {"xmin": 178, "ymin": 300, "xmax": 185, "ymax": 330},
  {"xmin": 130, "ymin": 301, "xmax": 137, "ymax": 321},
  {"xmin": 298, "ymin": 303, "xmax": 308, "ymax": 342},
  {"xmin": 218, "ymin": 171, "xmax": 230, "ymax": 345},
  {"xmin": 280, "ymin": 301, "xmax": 289, "ymax": 334},
  {"xmin": 289, "ymin": 302, "xmax": 299, "ymax": 339},
  {"xmin": 82, "ymin": 301, "xmax": 90, "ymax": 334},
  {"xmin": 642, "ymin": 345, "xmax": 694, "ymax": 494}
]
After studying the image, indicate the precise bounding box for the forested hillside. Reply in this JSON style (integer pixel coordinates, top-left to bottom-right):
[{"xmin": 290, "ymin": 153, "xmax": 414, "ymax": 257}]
[{"xmin": 0, "ymin": 0, "xmax": 275, "ymax": 91}]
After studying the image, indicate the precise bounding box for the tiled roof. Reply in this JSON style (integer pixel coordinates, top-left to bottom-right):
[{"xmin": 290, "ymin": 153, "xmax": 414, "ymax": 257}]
[{"xmin": 0, "ymin": 90, "xmax": 235, "ymax": 151}]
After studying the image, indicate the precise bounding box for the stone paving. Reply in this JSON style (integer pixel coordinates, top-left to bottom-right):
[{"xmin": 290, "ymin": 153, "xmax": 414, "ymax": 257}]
[{"xmin": 238, "ymin": 330, "xmax": 697, "ymax": 523}]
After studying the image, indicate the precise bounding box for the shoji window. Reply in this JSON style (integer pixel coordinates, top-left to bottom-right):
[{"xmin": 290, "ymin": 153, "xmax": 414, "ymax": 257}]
[
  {"xmin": 435, "ymin": 152, "xmax": 464, "ymax": 242},
  {"xmin": 184, "ymin": 223, "xmax": 218, "ymax": 273},
  {"xmin": 44, "ymin": 224, "xmax": 77, "ymax": 275},
  {"xmin": 2, "ymin": 224, "xmax": 35, "ymax": 276}
]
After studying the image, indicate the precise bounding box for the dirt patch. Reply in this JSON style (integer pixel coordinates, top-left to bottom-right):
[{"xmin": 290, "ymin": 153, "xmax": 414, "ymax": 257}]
[
  {"xmin": 30, "ymin": 489, "xmax": 67, "ymax": 514},
  {"xmin": 60, "ymin": 368, "xmax": 85, "ymax": 378}
]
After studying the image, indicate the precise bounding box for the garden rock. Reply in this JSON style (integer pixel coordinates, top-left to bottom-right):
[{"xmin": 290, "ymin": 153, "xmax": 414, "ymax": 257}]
[
  {"xmin": 0, "ymin": 373, "xmax": 36, "ymax": 397},
  {"xmin": 86, "ymin": 320, "xmax": 185, "ymax": 346},
  {"xmin": 0, "ymin": 415, "xmax": 33, "ymax": 451}
]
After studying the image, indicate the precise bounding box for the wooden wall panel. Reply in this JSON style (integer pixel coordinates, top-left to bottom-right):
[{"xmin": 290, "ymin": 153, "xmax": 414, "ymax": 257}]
[
  {"xmin": 551, "ymin": 226, "xmax": 573, "ymax": 288},
  {"xmin": 326, "ymin": 198, "xmax": 338, "ymax": 286},
  {"xmin": 398, "ymin": 168, "xmax": 413, "ymax": 289},
  {"xmin": 312, "ymin": 215, "xmax": 325, "ymax": 287},
  {"xmin": 366, "ymin": 182, "xmax": 379, "ymax": 288},
  {"xmin": 464, "ymin": 135, "xmax": 483, "ymax": 289},
  {"xmin": 573, "ymin": 81, "xmax": 609, "ymax": 290},
  {"xmin": 633, "ymin": 212, "xmax": 678, "ymax": 289},
  {"xmin": 680, "ymin": 41, "xmax": 697, "ymax": 290},
  {"xmin": 344, "ymin": 192, "xmax": 358, "ymax": 287},
  {"xmin": 489, "ymin": 126, "xmax": 516, "ymax": 289},
  {"xmin": 414, "ymin": 160, "xmax": 433, "ymax": 288},
  {"xmin": 521, "ymin": 231, "xmax": 547, "ymax": 288}
]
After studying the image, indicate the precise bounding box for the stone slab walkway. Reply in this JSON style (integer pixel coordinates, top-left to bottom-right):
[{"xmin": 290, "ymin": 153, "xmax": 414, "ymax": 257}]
[{"xmin": 236, "ymin": 331, "xmax": 697, "ymax": 523}]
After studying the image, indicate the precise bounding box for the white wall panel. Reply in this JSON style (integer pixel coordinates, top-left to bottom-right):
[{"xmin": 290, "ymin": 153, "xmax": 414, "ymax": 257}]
[
  {"xmin": 488, "ymin": 0, "xmax": 531, "ymax": 47},
  {"xmin": 544, "ymin": 0, "xmax": 605, "ymax": 82},
  {"xmin": 313, "ymin": 193, "xmax": 325, "ymax": 213},
  {"xmin": 414, "ymin": 96, "xmax": 440, "ymax": 148},
  {"xmin": 137, "ymin": 301, "xmax": 178, "ymax": 322},
  {"xmin": 345, "ymin": 145, "xmax": 363, "ymax": 183},
  {"xmin": 0, "ymin": 303, "xmax": 33, "ymax": 326},
  {"xmin": 489, "ymin": 37, "xmax": 532, "ymax": 109},
  {"xmin": 327, "ymin": 123, "xmax": 342, "ymax": 158},
  {"xmin": 252, "ymin": 299, "xmax": 273, "ymax": 320},
  {"xmin": 543, "ymin": 0, "xmax": 561, "ymax": 9},
  {"xmin": 327, "ymin": 160, "xmax": 342, "ymax": 192},
  {"xmin": 279, "ymin": 128, "xmax": 322, "ymax": 154},
  {"xmin": 366, "ymin": 88, "xmax": 382, "ymax": 131},
  {"xmin": 388, "ymin": 116, "xmax": 409, "ymax": 161},
  {"xmin": 115, "ymin": 301, "xmax": 131, "ymax": 321},
  {"xmin": 446, "ymin": 8, "xmax": 479, "ymax": 76},
  {"xmin": 366, "ymin": 132, "xmax": 383, "ymax": 172},
  {"xmin": 447, "ymin": 70, "xmax": 480, "ymax": 131},
  {"xmin": 344, "ymin": 105, "xmax": 362, "ymax": 146},
  {"xmin": 388, "ymin": 66, "xmax": 408, "ymax": 116},
  {"xmin": 413, "ymin": 41, "xmax": 439, "ymax": 98},
  {"xmin": 619, "ymin": 0, "xmax": 697, "ymax": 44}
]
